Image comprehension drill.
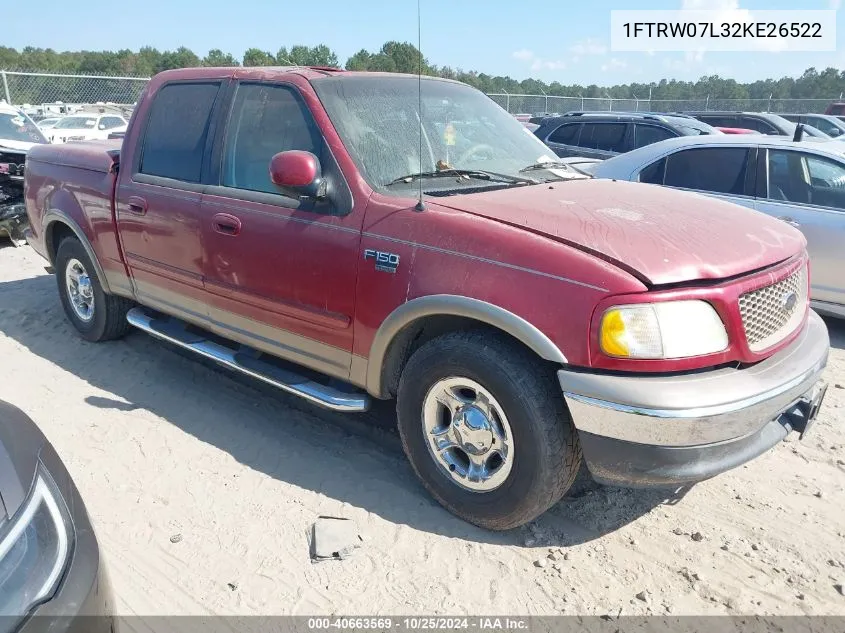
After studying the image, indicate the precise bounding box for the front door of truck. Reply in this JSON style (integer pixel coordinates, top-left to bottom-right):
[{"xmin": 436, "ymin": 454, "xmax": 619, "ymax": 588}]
[
  {"xmin": 199, "ymin": 80, "xmax": 362, "ymax": 379},
  {"xmin": 116, "ymin": 80, "xmax": 226, "ymax": 320}
]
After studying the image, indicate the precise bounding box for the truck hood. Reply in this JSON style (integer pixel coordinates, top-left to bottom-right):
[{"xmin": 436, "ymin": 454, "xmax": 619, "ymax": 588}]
[{"xmin": 435, "ymin": 179, "xmax": 804, "ymax": 286}]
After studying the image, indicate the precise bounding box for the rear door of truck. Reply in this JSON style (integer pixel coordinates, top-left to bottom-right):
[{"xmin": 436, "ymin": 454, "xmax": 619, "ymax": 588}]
[{"xmin": 115, "ymin": 77, "xmax": 229, "ymax": 319}]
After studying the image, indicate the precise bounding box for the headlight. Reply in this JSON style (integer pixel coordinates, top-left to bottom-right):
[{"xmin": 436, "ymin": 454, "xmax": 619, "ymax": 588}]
[
  {"xmin": 599, "ymin": 300, "xmax": 728, "ymax": 359},
  {"xmin": 0, "ymin": 465, "xmax": 73, "ymax": 617}
]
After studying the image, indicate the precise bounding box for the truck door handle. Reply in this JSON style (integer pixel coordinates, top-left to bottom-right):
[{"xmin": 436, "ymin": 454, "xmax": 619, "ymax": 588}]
[
  {"xmin": 778, "ymin": 216, "xmax": 801, "ymax": 228},
  {"xmin": 127, "ymin": 196, "xmax": 147, "ymax": 215},
  {"xmin": 212, "ymin": 213, "xmax": 242, "ymax": 236}
]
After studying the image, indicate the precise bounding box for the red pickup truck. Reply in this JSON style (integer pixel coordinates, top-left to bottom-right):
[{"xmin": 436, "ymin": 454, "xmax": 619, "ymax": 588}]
[{"xmin": 24, "ymin": 67, "xmax": 830, "ymax": 529}]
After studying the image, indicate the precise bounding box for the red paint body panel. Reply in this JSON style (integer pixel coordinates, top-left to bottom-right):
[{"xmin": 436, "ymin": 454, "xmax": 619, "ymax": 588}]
[
  {"xmin": 23, "ymin": 147, "xmax": 129, "ymax": 284},
  {"xmin": 199, "ymin": 193, "xmax": 362, "ymax": 351},
  {"xmin": 24, "ymin": 66, "xmax": 810, "ymax": 381},
  {"xmin": 434, "ymin": 180, "xmax": 805, "ymax": 286},
  {"xmin": 352, "ymin": 194, "xmax": 645, "ymax": 367},
  {"xmin": 269, "ymin": 151, "xmax": 319, "ymax": 188}
]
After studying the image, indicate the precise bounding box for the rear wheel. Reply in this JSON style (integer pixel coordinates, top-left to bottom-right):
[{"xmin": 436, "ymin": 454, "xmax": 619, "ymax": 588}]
[
  {"xmin": 55, "ymin": 238, "xmax": 133, "ymax": 342},
  {"xmin": 396, "ymin": 330, "xmax": 581, "ymax": 530}
]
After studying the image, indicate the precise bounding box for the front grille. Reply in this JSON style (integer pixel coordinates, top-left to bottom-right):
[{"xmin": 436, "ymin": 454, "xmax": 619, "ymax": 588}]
[{"xmin": 739, "ymin": 266, "xmax": 808, "ymax": 352}]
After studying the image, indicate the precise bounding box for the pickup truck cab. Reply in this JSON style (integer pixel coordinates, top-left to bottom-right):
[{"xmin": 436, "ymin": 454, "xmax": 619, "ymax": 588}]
[{"xmin": 24, "ymin": 67, "xmax": 830, "ymax": 529}]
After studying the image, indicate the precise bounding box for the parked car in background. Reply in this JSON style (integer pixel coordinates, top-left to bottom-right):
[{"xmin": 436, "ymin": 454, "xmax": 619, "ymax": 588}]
[
  {"xmin": 587, "ymin": 134, "xmax": 845, "ymax": 318},
  {"xmin": 0, "ymin": 399, "xmax": 114, "ymax": 631},
  {"xmin": 45, "ymin": 114, "xmax": 128, "ymax": 144},
  {"xmin": 528, "ymin": 113, "xmax": 560, "ymax": 125},
  {"xmin": 36, "ymin": 117, "xmax": 62, "ymax": 130},
  {"xmin": 716, "ymin": 127, "xmax": 758, "ymax": 134},
  {"xmin": 684, "ymin": 111, "xmax": 830, "ymax": 138},
  {"xmin": 533, "ymin": 111, "xmax": 718, "ymax": 159},
  {"xmin": 0, "ymin": 102, "xmax": 49, "ymax": 151},
  {"xmin": 780, "ymin": 113, "xmax": 845, "ymax": 139},
  {"xmin": 1, "ymin": 103, "xmax": 49, "ymax": 245}
]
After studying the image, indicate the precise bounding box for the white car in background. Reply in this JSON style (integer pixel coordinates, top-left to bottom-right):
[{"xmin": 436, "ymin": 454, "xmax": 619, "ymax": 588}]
[
  {"xmin": 46, "ymin": 113, "xmax": 128, "ymax": 144},
  {"xmin": 0, "ymin": 102, "xmax": 49, "ymax": 150},
  {"xmin": 587, "ymin": 133, "xmax": 845, "ymax": 318},
  {"xmin": 37, "ymin": 117, "xmax": 62, "ymax": 130}
]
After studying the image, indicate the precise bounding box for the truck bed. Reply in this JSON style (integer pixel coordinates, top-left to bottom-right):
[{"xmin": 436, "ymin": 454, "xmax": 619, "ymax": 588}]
[{"xmin": 26, "ymin": 139, "xmax": 121, "ymax": 174}]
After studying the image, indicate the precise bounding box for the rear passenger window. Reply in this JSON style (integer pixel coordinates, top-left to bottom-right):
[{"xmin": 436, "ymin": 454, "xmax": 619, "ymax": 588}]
[
  {"xmin": 578, "ymin": 123, "xmax": 627, "ymax": 152},
  {"xmin": 139, "ymin": 82, "xmax": 220, "ymax": 183},
  {"xmin": 548, "ymin": 123, "xmax": 580, "ymax": 145},
  {"xmin": 639, "ymin": 157, "xmax": 666, "ymax": 184},
  {"xmin": 738, "ymin": 117, "xmax": 777, "ymax": 134},
  {"xmin": 633, "ymin": 125, "xmax": 675, "ymax": 149},
  {"xmin": 697, "ymin": 115, "xmax": 735, "ymax": 128},
  {"xmin": 663, "ymin": 147, "xmax": 750, "ymax": 194}
]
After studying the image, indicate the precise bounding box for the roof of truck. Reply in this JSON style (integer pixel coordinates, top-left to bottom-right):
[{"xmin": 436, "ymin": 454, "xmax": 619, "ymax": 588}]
[{"xmin": 153, "ymin": 66, "xmax": 462, "ymax": 84}]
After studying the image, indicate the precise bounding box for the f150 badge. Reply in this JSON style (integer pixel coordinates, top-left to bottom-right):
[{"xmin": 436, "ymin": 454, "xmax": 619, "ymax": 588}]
[{"xmin": 363, "ymin": 249, "xmax": 400, "ymax": 274}]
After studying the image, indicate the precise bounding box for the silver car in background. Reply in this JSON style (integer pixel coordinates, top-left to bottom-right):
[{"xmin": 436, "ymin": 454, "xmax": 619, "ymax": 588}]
[{"xmin": 587, "ymin": 134, "xmax": 845, "ymax": 318}]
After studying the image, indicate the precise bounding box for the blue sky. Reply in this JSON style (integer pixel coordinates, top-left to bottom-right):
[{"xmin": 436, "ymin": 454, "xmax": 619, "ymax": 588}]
[{"xmin": 5, "ymin": 0, "xmax": 844, "ymax": 84}]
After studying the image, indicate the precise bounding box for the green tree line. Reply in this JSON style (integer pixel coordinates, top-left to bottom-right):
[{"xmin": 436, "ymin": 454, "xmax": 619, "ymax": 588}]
[{"xmin": 2, "ymin": 42, "xmax": 844, "ymax": 100}]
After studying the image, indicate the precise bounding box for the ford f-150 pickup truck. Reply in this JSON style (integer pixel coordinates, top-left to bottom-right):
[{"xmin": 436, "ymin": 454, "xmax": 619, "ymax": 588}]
[{"xmin": 24, "ymin": 67, "xmax": 830, "ymax": 530}]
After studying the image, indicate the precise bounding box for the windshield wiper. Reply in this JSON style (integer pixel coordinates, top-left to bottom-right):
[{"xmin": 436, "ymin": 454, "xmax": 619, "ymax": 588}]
[
  {"xmin": 519, "ymin": 160, "xmax": 594, "ymax": 178},
  {"xmin": 385, "ymin": 168, "xmax": 535, "ymax": 187}
]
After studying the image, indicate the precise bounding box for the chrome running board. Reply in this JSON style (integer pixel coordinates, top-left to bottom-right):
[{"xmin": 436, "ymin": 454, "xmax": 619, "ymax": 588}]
[{"xmin": 126, "ymin": 307, "xmax": 369, "ymax": 412}]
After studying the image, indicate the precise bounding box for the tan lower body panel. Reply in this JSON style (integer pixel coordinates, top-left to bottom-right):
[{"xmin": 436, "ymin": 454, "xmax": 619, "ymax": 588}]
[{"xmin": 133, "ymin": 279, "xmax": 357, "ymax": 385}]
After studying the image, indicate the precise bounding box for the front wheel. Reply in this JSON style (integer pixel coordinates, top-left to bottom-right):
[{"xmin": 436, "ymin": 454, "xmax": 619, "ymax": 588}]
[{"xmin": 396, "ymin": 330, "xmax": 581, "ymax": 530}]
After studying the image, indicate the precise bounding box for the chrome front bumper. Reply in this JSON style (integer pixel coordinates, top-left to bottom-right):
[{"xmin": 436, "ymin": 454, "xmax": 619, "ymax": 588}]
[{"xmin": 558, "ymin": 310, "xmax": 830, "ymax": 486}]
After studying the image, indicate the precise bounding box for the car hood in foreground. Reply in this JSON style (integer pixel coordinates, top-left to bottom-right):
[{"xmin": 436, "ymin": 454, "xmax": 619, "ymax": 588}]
[
  {"xmin": 435, "ymin": 179, "xmax": 804, "ymax": 286},
  {"xmin": 0, "ymin": 400, "xmax": 45, "ymax": 521}
]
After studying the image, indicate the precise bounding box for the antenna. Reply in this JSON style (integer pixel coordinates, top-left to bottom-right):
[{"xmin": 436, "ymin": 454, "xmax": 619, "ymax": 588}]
[{"xmin": 414, "ymin": 0, "xmax": 426, "ymax": 212}]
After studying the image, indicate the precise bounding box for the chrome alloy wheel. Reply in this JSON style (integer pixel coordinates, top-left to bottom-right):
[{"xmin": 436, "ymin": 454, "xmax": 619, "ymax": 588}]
[
  {"xmin": 422, "ymin": 377, "xmax": 514, "ymax": 492},
  {"xmin": 65, "ymin": 258, "xmax": 95, "ymax": 322}
]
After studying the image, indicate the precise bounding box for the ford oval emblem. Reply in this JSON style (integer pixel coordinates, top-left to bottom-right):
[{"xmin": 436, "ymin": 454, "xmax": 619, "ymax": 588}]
[{"xmin": 781, "ymin": 291, "xmax": 798, "ymax": 313}]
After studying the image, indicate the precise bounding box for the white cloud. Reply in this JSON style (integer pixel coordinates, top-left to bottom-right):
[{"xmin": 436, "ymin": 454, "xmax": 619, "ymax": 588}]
[
  {"xmin": 514, "ymin": 48, "xmax": 566, "ymax": 72},
  {"xmin": 831, "ymin": 0, "xmax": 841, "ymax": 9},
  {"xmin": 569, "ymin": 38, "xmax": 608, "ymax": 56},
  {"xmin": 686, "ymin": 49, "xmax": 705, "ymax": 64},
  {"xmin": 601, "ymin": 58, "xmax": 628, "ymax": 72},
  {"xmin": 530, "ymin": 59, "xmax": 567, "ymax": 71}
]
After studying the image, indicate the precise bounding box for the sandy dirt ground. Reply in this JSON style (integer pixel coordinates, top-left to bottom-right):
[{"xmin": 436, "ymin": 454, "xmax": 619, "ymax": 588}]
[{"xmin": 0, "ymin": 243, "xmax": 844, "ymax": 618}]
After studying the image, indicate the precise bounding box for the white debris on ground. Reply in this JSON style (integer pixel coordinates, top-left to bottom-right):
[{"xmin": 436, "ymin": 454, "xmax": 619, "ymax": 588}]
[{"xmin": 0, "ymin": 244, "xmax": 843, "ymax": 616}]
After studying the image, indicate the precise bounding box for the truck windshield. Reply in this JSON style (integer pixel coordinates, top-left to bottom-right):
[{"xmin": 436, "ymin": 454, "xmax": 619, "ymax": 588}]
[
  {"xmin": 0, "ymin": 112, "xmax": 48, "ymax": 145},
  {"xmin": 312, "ymin": 75, "xmax": 560, "ymax": 192}
]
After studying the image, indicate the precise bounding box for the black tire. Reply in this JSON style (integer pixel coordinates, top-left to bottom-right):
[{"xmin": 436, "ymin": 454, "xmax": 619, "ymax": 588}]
[
  {"xmin": 55, "ymin": 237, "xmax": 133, "ymax": 342},
  {"xmin": 396, "ymin": 330, "xmax": 581, "ymax": 530}
]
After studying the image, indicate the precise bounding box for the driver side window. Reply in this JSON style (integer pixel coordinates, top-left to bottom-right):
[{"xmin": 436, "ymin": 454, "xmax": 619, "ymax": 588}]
[{"xmin": 221, "ymin": 82, "xmax": 322, "ymax": 195}]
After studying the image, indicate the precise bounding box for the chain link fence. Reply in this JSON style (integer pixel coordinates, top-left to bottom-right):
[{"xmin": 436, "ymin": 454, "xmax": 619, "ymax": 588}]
[
  {"xmin": 0, "ymin": 71, "xmax": 838, "ymax": 118},
  {"xmin": 486, "ymin": 93, "xmax": 835, "ymax": 115},
  {"xmin": 1, "ymin": 71, "xmax": 149, "ymax": 116}
]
